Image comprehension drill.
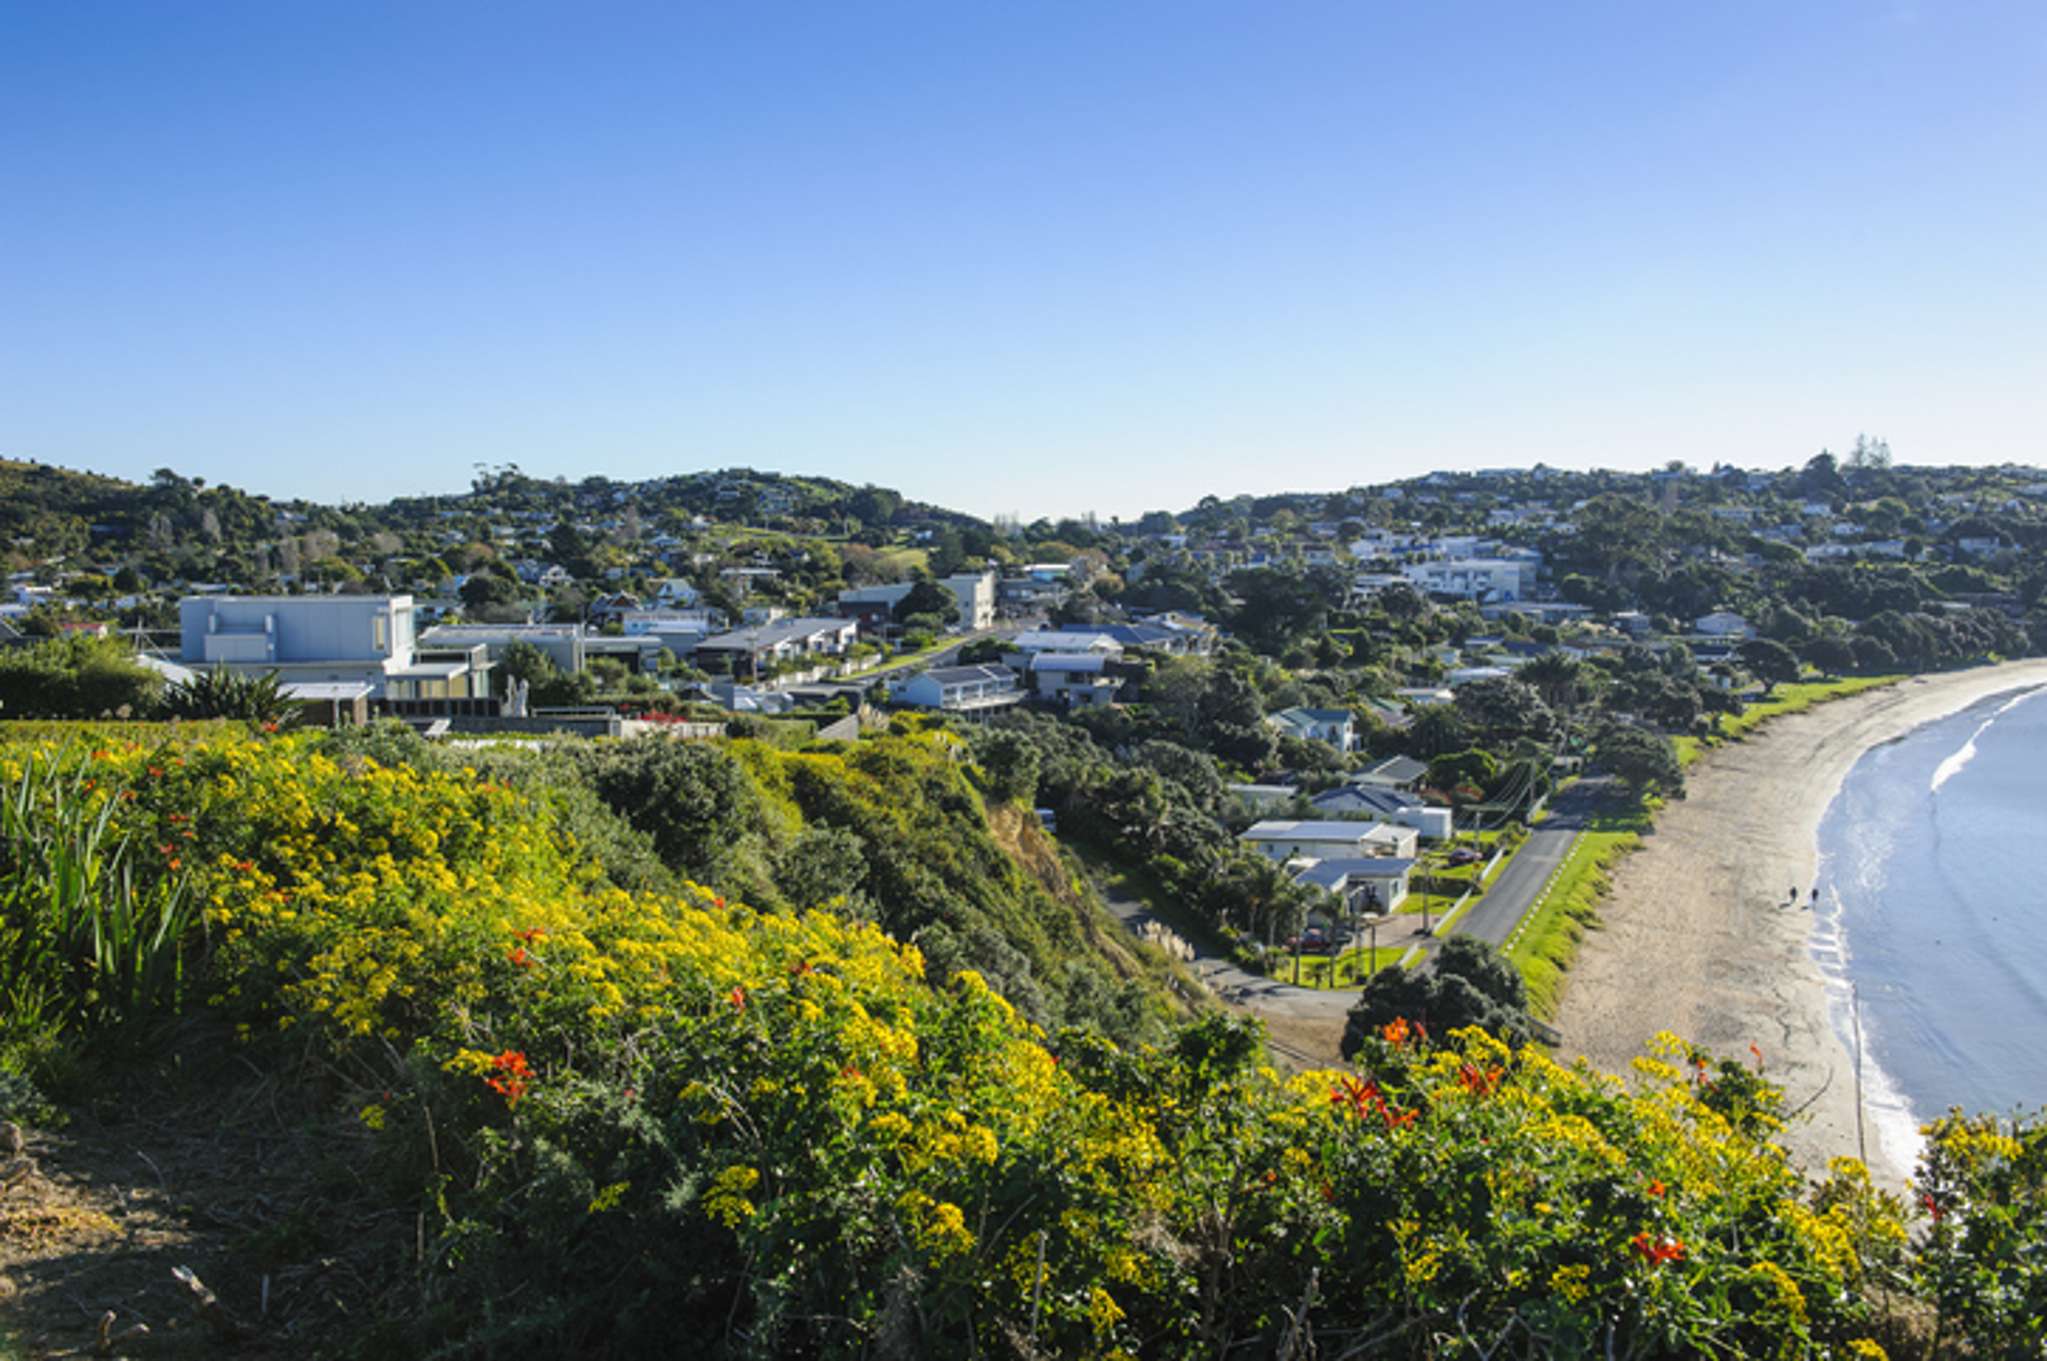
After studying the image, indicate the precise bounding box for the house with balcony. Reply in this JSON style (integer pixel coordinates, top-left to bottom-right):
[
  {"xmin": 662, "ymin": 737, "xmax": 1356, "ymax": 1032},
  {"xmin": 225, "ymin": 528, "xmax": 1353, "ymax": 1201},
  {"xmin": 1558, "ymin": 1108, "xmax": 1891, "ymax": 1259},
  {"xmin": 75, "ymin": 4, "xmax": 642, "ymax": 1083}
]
[{"xmin": 888, "ymin": 664, "xmax": 1023, "ymax": 714}]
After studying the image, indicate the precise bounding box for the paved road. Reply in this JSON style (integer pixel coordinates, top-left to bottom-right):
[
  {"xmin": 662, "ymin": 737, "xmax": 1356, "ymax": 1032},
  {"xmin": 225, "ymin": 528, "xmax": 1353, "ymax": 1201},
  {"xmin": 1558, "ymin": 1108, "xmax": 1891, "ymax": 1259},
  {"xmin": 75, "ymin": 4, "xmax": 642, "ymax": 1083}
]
[{"xmin": 1452, "ymin": 776, "xmax": 1614, "ymax": 948}]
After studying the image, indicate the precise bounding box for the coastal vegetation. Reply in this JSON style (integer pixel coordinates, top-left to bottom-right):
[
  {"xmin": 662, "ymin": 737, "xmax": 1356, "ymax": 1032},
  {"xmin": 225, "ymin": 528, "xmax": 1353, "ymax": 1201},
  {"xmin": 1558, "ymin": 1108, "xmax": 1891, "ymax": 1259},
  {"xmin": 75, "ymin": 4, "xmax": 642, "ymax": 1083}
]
[{"xmin": 2, "ymin": 724, "xmax": 2043, "ymax": 1357}]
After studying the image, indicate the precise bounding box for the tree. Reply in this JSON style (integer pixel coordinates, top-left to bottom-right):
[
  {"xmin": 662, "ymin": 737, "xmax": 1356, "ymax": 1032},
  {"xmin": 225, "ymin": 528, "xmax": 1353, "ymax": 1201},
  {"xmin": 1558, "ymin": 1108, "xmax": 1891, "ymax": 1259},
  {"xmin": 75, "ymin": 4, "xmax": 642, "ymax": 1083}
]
[
  {"xmin": 578, "ymin": 739, "xmax": 761, "ymax": 884},
  {"xmin": 1801, "ymin": 634, "xmax": 1859, "ymax": 677},
  {"xmin": 1517, "ymin": 650, "xmax": 1586, "ymax": 713},
  {"xmin": 1404, "ymin": 703, "xmax": 1471, "ymax": 760},
  {"xmin": 1454, "ymin": 676, "xmax": 1557, "ymax": 748},
  {"xmin": 1341, "ymin": 936, "xmax": 1531, "ymax": 1055},
  {"xmin": 497, "ymin": 639, "xmax": 594, "ymax": 707},
  {"xmin": 1596, "ymin": 724, "xmax": 1683, "ymax": 799},
  {"xmin": 893, "ymin": 579, "xmax": 960, "ymax": 630},
  {"xmin": 773, "ymin": 826, "xmax": 870, "ymax": 916},
  {"xmin": 1737, "ymin": 637, "xmax": 1802, "ymax": 691},
  {"xmin": 0, "ymin": 636, "xmax": 162, "ymax": 719},
  {"xmin": 973, "ymin": 731, "xmax": 1041, "ymax": 807}
]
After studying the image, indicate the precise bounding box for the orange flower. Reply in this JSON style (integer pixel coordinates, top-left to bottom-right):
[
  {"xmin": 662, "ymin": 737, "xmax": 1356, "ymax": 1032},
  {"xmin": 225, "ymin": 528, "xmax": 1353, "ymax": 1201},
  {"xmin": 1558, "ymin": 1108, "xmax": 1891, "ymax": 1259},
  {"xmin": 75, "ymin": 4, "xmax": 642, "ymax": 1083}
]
[
  {"xmin": 507, "ymin": 946, "xmax": 534, "ymax": 969},
  {"xmin": 1630, "ymin": 1232, "xmax": 1686, "ymax": 1266},
  {"xmin": 1330, "ymin": 1074, "xmax": 1382, "ymax": 1121},
  {"xmin": 485, "ymin": 1050, "xmax": 532, "ymax": 1106},
  {"xmin": 1380, "ymin": 1017, "xmax": 1412, "ymax": 1047},
  {"xmin": 728, "ymin": 985, "xmax": 747, "ymax": 1012},
  {"xmin": 512, "ymin": 926, "xmax": 547, "ymax": 944},
  {"xmin": 1458, "ymin": 1063, "xmax": 1503, "ymax": 1097},
  {"xmin": 1647, "ymin": 1180, "xmax": 1666, "ymax": 1197}
]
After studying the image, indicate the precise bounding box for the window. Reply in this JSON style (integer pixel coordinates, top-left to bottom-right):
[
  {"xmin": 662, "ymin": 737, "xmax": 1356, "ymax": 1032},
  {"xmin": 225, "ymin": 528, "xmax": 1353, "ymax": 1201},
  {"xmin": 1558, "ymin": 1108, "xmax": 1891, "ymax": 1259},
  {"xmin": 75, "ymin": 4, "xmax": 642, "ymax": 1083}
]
[{"xmin": 373, "ymin": 613, "xmax": 389, "ymax": 653}]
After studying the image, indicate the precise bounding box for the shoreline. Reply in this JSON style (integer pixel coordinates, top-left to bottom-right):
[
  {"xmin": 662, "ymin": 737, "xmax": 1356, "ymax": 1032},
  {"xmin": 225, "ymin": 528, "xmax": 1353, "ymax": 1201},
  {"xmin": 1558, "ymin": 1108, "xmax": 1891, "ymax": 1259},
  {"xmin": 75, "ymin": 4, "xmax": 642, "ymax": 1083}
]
[{"xmin": 1554, "ymin": 659, "xmax": 2047, "ymax": 1189}]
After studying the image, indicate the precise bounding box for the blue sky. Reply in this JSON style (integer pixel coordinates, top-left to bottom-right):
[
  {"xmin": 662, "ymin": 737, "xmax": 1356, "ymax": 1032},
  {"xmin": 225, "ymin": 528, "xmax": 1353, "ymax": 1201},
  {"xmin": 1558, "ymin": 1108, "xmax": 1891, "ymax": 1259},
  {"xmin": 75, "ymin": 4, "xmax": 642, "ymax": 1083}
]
[{"xmin": 3, "ymin": 2, "xmax": 2043, "ymax": 520}]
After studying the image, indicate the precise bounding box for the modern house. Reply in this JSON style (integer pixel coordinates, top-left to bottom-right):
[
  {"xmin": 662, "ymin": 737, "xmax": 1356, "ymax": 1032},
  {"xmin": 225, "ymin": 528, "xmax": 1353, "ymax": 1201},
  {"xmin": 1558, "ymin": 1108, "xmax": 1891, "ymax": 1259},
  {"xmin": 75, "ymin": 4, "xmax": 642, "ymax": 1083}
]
[
  {"xmin": 1027, "ymin": 652, "xmax": 1122, "ymax": 708},
  {"xmin": 887, "ymin": 664, "xmax": 1024, "ymax": 714},
  {"xmin": 178, "ymin": 594, "xmax": 488, "ymax": 701},
  {"xmin": 1239, "ymin": 819, "xmax": 1420, "ymax": 863}
]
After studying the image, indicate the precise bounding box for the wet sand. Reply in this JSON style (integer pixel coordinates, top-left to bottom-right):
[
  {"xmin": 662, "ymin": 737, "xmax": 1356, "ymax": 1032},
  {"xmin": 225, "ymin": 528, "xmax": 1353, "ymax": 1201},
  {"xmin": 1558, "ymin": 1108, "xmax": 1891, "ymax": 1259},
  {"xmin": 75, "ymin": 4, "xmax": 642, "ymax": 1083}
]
[{"xmin": 1555, "ymin": 660, "xmax": 2047, "ymax": 1188}]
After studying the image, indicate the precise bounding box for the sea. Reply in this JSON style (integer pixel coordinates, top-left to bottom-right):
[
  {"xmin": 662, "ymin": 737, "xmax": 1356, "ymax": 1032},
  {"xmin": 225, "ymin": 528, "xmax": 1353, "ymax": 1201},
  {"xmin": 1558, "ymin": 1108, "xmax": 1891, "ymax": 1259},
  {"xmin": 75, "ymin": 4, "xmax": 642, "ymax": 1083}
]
[{"xmin": 1813, "ymin": 683, "xmax": 2047, "ymax": 1178}]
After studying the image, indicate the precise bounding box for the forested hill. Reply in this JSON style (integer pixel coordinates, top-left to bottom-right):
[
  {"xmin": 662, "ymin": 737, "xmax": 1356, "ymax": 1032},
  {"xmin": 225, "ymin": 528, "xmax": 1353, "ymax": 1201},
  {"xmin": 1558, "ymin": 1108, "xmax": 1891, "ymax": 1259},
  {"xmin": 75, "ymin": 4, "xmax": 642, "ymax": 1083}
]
[{"xmin": 0, "ymin": 456, "xmax": 987, "ymax": 576}]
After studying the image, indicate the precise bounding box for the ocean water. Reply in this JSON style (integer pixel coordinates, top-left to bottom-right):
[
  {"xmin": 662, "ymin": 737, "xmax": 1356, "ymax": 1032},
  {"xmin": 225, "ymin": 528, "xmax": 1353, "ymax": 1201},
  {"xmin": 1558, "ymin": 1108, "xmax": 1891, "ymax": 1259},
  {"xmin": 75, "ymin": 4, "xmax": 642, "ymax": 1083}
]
[{"xmin": 1814, "ymin": 684, "xmax": 2047, "ymax": 1176}]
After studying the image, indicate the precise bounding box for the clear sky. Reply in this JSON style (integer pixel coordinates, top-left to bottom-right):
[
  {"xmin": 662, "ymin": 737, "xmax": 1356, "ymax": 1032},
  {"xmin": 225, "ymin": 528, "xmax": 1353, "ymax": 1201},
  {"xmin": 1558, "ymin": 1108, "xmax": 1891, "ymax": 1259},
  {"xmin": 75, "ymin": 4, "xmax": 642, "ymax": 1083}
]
[{"xmin": 3, "ymin": 2, "xmax": 2043, "ymax": 521}]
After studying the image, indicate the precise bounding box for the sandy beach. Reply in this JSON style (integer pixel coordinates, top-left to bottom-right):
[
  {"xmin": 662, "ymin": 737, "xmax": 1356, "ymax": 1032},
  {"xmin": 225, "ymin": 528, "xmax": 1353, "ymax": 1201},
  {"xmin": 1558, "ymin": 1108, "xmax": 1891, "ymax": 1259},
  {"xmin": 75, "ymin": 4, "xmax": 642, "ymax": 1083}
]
[{"xmin": 1555, "ymin": 659, "xmax": 2047, "ymax": 1189}]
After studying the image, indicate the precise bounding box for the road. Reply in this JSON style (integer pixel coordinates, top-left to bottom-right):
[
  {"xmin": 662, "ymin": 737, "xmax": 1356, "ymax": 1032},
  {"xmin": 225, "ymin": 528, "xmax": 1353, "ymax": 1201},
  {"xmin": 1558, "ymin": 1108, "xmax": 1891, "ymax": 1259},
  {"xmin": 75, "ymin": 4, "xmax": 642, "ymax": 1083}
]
[{"xmin": 1451, "ymin": 777, "xmax": 1613, "ymax": 948}]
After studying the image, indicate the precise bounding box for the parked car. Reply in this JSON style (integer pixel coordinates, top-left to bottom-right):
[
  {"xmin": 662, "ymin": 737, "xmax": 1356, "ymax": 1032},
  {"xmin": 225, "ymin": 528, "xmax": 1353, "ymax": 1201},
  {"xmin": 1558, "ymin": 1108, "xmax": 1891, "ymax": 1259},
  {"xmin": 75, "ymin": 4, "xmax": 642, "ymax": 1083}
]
[{"xmin": 1446, "ymin": 846, "xmax": 1482, "ymax": 866}]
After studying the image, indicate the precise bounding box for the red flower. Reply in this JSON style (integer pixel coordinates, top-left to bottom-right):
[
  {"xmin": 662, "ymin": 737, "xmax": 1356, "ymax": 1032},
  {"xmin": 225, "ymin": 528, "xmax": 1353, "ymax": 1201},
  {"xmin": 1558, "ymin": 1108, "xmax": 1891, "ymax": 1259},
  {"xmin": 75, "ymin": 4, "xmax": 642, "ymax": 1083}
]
[
  {"xmin": 1319, "ymin": 1181, "xmax": 1335, "ymax": 1203},
  {"xmin": 1458, "ymin": 1062, "xmax": 1503, "ymax": 1097},
  {"xmin": 1330, "ymin": 1075, "xmax": 1382, "ymax": 1121},
  {"xmin": 147, "ymin": 766, "xmax": 164, "ymax": 778},
  {"xmin": 728, "ymin": 985, "xmax": 746, "ymax": 1012},
  {"xmin": 789, "ymin": 959, "xmax": 814, "ymax": 977},
  {"xmin": 1749, "ymin": 1042, "xmax": 1765, "ymax": 1073},
  {"xmin": 1920, "ymin": 1191, "xmax": 1944, "ymax": 1222},
  {"xmin": 484, "ymin": 1050, "xmax": 532, "ymax": 1107},
  {"xmin": 1647, "ymin": 1180, "xmax": 1666, "ymax": 1197},
  {"xmin": 1630, "ymin": 1232, "xmax": 1686, "ymax": 1266},
  {"xmin": 512, "ymin": 926, "xmax": 547, "ymax": 944},
  {"xmin": 507, "ymin": 946, "xmax": 534, "ymax": 969}
]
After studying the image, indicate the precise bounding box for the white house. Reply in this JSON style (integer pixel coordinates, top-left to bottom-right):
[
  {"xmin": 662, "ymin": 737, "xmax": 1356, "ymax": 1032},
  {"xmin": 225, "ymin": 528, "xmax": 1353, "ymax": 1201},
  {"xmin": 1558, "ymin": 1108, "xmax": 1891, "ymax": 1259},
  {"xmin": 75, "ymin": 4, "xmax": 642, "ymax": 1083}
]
[
  {"xmin": 1403, "ymin": 558, "xmax": 1540, "ymax": 603},
  {"xmin": 1027, "ymin": 652, "xmax": 1122, "ymax": 708},
  {"xmin": 888, "ymin": 664, "xmax": 1023, "ymax": 713},
  {"xmin": 1294, "ymin": 857, "xmax": 1416, "ymax": 917},
  {"xmin": 1308, "ymin": 783, "xmax": 1453, "ymax": 841},
  {"xmin": 694, "ymin": 617, "xmax": 860, "ymax": 674},
  {"xmin": 1239, "ymin": 820, "xmax": 1420, "ymax": 863},
  {"xmin": 1266, "ymin": 706, "xmax": 1358, "ymax": 752}
]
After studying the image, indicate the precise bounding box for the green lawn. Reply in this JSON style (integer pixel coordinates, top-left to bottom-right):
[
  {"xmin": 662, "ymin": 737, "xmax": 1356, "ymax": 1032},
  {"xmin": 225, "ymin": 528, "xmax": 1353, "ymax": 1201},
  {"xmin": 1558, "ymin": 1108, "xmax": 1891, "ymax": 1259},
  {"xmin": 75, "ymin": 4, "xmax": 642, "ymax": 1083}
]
[{"xmin": 1285, "ymin": 944, "xmax": 1414, "ymax": 990}]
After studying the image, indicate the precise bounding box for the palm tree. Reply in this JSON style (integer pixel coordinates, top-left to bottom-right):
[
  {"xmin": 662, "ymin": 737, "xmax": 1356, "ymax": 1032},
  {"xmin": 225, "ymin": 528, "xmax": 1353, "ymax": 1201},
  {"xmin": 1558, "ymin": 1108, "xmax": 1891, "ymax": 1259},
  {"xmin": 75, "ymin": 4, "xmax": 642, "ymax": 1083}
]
[{"xmin": 1518, "ymin": 650, "xmax": 1586, "ymax": 714}]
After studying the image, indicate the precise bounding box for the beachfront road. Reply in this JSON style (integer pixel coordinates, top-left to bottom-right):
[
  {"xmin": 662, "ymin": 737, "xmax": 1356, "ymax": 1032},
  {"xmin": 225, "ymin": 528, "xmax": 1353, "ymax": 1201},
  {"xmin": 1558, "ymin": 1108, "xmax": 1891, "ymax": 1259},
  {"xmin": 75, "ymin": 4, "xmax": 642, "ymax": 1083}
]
[{"xmin": 1453, "ymin": 777, "xmax": 1615, "ymax": 949}]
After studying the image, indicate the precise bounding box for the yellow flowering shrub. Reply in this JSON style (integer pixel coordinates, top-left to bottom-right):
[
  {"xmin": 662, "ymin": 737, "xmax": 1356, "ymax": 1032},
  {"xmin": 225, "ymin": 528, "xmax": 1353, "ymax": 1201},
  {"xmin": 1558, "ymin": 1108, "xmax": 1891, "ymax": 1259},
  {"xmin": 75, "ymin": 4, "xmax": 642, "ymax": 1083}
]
[{"xmin": 0, "ymin": 730, "xmax": 1939, "ymax": 1358}]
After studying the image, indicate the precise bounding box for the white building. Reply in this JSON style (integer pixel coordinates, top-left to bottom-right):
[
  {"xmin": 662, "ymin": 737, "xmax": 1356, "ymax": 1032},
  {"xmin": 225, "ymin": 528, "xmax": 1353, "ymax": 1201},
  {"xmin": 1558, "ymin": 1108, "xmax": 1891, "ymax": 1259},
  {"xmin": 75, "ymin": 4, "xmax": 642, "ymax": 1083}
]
[
  {"xmin": 179, "ymin": 594, "xmax": 487, "ymax": 701},
  {"xmin": 1239, "ymin": 819, "xmax": 1420, "ymax": 863},
  {"xmin": 1403, "ymin": 557, "xmax": 1540, "ymax": 602},
  {"xmin": 888, "ymin": 664, "xmax": 1024, "ymax": 713}
]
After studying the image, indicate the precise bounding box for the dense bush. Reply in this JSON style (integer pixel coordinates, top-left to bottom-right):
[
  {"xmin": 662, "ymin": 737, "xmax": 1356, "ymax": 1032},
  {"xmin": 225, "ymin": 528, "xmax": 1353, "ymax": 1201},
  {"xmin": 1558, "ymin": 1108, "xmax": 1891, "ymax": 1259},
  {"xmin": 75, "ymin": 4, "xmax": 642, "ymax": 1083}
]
[{"xmin": 5, "ymin": 728, "xmax": 2040, "ymax": 1359}]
